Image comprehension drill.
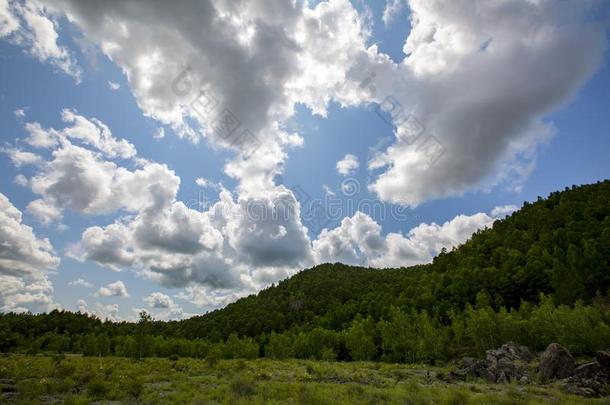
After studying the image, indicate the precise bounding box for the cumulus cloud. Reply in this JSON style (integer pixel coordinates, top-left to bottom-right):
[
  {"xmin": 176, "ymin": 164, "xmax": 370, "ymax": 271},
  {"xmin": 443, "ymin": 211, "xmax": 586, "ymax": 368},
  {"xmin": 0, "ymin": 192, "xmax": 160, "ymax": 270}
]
[
  {"xmin": 143, "ymin": 293, "xmax": 193, "ymax": 320},
  {"xmin": 491, "ymin": 204, "xmax": 519, "ymax": 218},
  {"xmin": 144, "ymin": 292, "xmax": 173, "ymax": 308},
  {"xmin": 96, "ymin": 280, "xmax": 129, "ymax": 297},
  {"xmin": 0, "ymin": 192, "xmax": 59, "ymax": 277},
  {"xmin": 14, "ymin": 174, "xmax": 28, "ymax": 187},
  {"xmin": 176, "ymin": 286, "xmax": 248, "ymax": 311},
  {"xmin": 382, "ymin": 0, "xmax": 406, "ymax": 26},
  {"xmin": 92, "ymin": 302, "xmax": 120, "ymax": 321},
  {"xmin": 364, "ymin": 0, "xmax": 607, "ymax": 206},
  {"xmin": 1, "ymin": 147, "xmax": 42, "ymax": 167},
  {"xmin": 76, "ymin": 298, "xmax": 87, "ymax": 312},
  {"xmin": 0, "ymin": 0, "xmax": 81, "ymax": 81},
  {"xmin": 336, "ymin": 154, "xmax": 360, "ymax": 176},
  {"xmin": 5, "ymin": 110, "xmax": 177, "ymax": 225},
  {"xmin": 68, "ymin": 278, "xmax": 93, "ymax": 288},
  {"xmin": 0, "ymin": 192, "xmax": 59, "ymax": 312},
  {"xmin": 314, "ymin": 210, "xmax": 494, "ymax": 268},
  {"xmin": 41, "ymin": 0, "xmax": 605, "ymax": 208}
]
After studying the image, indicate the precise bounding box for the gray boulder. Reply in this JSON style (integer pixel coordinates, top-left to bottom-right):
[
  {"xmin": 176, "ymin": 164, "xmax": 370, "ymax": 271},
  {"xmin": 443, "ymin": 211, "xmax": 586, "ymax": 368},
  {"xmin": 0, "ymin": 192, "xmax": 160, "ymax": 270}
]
[
  {"xmin": 486, "ymin": 342, "xmax": 534, "ymax": 363},
  {"xmin": 539, "ymin": 343, "xmax": 575, "ymax": 381},
  {"xmin": 461, "ymin": 342, "xmax": 534, "ymax": 383},
  {"xmin": 574, "ymin": 362, "xmax": 601, "ymax": 379}
]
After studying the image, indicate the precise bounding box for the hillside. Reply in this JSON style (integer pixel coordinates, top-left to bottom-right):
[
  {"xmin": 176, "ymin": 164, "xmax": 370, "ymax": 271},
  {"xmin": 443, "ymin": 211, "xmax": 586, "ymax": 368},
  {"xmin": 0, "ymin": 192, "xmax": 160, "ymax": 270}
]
[
  {"xmin": 1, "ymin": 180, "xmax": 609, "ymax": 362},
  {"xmin": 178, "ymin": 180, "xmax": 610, "ymax": 340}
]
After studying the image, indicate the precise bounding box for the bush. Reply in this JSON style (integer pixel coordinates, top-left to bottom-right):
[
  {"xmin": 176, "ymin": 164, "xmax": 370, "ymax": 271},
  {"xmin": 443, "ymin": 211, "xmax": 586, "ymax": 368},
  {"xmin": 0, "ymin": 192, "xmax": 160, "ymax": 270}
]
[
  {"xmin": 230, "ymin": 374, "xmax": 256, "ymax": 397},
  {"xmin": 86, "ymin": 377, "xmax": 109, "ymax": 399}
]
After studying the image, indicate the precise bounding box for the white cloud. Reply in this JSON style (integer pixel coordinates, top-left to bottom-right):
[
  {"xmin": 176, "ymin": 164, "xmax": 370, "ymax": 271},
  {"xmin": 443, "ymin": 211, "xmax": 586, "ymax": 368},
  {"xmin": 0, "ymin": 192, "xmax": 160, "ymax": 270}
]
[
  {"xmin": 68, "ymin": 278, "xmax": 93, "ymax": 288},
  {"xmin": 0, "ymin": 192, "xmax": 59, "ymax": 277},
  {"xmin": 0, "ymin": 0, "xmax": 81, "ymax": 81},
  {"xmin": 313, "ymin": 210, "xmax": 494, "ymax": 268},
  {"xmin": 107, "ymin": 80, "xmax": 120, "ymax": 91},
  {"xmin": 76, "ymin": 298, "xmax": 87, "ymax": 312},
  {"xmin": 144, "ymin": 292, "xmax": 173, "ymax": 308},
  {"xmin": 96, "ymin": 280, "xmax": 129, "ymax": 298},
  {"xmin": 14, "ymin": 174, "xmax": 28, "ymax": 187},
  {"xmin": 0, "ymin": 192, "xmax": 59, "ymax": 312},
  {"xmin": 92, "ymin": 302, "xmax": 120, "ymax": 321},
  {"xmin": 364, "ymin": 0, "xmax": 606, "ymax": 206},
  {"xmin": 491, "ymin": 204, "xmax": 518, "ymax": 218},
  {"xmin": 176, "ymin": 286, "xmax": 247, "ymax": 311},
  {"xmin": 0, "ymin": 0, "xmax": 19, "ymax": 37},
  {"xmin": 382, "ymin": 0, "xmax": 405, "ymax": 26},
  {"xmin": 8, "ymin": 111, "xmax": 176, "ymax": 225},
  {"xmin": 1, "ymin": 147, "xmax": 42, "ymax": 167},
  {"xmin": 143, "ymin": 293, "xmax": 192, "ymax": 320},
  {"xmin": 13, "ymin": 108, "xmax": 26, "ymax": 118},
  {"xmin": 195, "ymin": 177, "xmax": 210, "ymax": 188},
  {"xmin": 153, "ymin": 127, "xmax": 165, "ymax": 140},
  {"xmin": 336, "ymin": 153, "xmax": 360, "ymax": 176}
]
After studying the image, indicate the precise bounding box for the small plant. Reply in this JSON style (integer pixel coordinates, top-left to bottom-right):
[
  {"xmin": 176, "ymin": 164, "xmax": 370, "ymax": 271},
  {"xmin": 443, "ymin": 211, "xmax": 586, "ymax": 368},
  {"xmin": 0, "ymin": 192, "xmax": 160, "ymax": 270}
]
[
  {"xmin": 206, "ymin": 350, "xmax": 220, "ymax": 368},
  {"xmin": 125, "ymin": 376, "xmax": 144, "ymax": 399},
  {"xmin": 54, "ymin": 361, "xmax": 76, "ymax": 378},
  {"xmin": 305, "ymin": 363, "xmax": 317, "ymax": 375},
  {"xmin": 230, "ymin": 373, "xmax": 256, "ymax": 397},
  {"xmin": 86, "ymin": 377, "xmax": 109, "ymax": 399}
]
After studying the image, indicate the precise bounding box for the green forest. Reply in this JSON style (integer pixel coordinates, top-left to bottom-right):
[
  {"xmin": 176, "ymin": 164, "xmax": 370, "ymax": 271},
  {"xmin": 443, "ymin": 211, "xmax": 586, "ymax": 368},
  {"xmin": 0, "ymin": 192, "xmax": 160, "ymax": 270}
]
[{"xmin": 1, "ymin": 180, "xmax": 609, "ymax": 364}]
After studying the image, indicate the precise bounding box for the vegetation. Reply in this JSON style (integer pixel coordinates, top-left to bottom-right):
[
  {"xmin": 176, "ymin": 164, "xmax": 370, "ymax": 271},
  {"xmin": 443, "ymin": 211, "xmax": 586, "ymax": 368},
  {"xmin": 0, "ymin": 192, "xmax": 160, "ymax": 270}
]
[
  {"xmin": 1, "ymin": 181, "xmax": 609, "ymax": 365},
  {"xmin": 0, "ymin": 355, "xmax": 605, "ymax": 404}
]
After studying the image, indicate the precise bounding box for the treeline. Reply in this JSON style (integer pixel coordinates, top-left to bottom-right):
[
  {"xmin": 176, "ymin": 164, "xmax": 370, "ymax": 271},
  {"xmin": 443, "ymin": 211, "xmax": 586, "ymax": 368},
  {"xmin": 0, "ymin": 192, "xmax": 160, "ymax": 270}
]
[
  {"xmin": 1, "ymin": 294, "xmax": 609, "ymax": 363},
  {"xmin": 1, "ymin": 180, "xmax": 609, "ymax": 363}
]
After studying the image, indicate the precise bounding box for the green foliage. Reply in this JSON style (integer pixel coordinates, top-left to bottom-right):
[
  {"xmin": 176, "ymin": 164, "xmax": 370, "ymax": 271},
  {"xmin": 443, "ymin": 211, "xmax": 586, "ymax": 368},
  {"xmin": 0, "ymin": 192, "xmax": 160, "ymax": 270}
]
[
  {"xmin": 344, "ymin": 316, "xmax": 377, "ymax": 361},
  {"xmin": 229, "ymin": 373, "xmax": 257, "ymax": 397},
  {"xmin": 0, "ymin": 181, "xmax": 609, "ymax": 364},
  {"xmin": 266, "ymin": 331, "xmax": 295, "ymax": 359}
]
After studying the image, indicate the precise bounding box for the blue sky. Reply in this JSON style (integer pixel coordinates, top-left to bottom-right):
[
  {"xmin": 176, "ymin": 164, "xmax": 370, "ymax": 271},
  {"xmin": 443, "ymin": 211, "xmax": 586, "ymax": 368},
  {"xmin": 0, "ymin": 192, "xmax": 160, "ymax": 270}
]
[{"xmin": 0, "ymin": 0, "xmax": 608, "ymax": 320}]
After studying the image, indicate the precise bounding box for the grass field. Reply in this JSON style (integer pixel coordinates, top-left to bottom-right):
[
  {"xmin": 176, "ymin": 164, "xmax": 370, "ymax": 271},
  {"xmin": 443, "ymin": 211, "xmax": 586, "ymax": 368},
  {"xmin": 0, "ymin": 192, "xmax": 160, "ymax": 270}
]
[{"xmin": 0, "ymin": 355, "xmax": 606, "ymax": 404}]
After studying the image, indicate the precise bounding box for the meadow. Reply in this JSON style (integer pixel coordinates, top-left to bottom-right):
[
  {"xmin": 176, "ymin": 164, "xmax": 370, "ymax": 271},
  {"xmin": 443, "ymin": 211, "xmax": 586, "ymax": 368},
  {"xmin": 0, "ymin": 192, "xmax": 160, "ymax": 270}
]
[{"xmin": 0, "ymin": 354, "xmax": 606, "ymax": 404}]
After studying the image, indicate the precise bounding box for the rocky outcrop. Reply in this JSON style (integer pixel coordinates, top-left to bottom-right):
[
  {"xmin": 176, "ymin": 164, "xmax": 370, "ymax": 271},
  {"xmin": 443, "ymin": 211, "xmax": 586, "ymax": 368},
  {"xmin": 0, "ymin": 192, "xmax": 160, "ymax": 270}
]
[
  {"xmin": 447, "ymin": 342, "xmax": 610, "ymax": 397},
  {"xmin": 539, "ymin": 343, "xmax": 575, "ymax": 381},
  {"xmin": 561, "ymin": 350, "xmax": 610, "ymax": 397},
  {"xmin": 457, "ymin": 342, "xmax": 533, "ymax": 383}
]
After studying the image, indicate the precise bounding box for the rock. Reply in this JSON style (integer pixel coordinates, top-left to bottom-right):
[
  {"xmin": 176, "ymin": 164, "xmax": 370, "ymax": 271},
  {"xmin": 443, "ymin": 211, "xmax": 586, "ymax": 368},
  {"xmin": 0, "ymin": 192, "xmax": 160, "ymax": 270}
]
[
  {"xmin": 460, "ymin": 357, "xmax": 476, "ymax": 369},
  {"xmin": 539, "ymin": 343, "xmax": 575, "ymax": 381},
  {"xmin": 482, "ymin": 342, "xmax": 533, "ymax": 382},
  {"xmin": 519, "ymin": 376, "xmax": 529, "ymax": 385},
  {"xmin": 596, "ymin": 350, "xmax": 610, "ymax": 373},
  {"xmin": 458, "ymin": 343, "xmax": 535, "ymax": 383},
  {"xmin": 486, "ymin": 342, "xmax": 534, "ymax": 363},
  {"xmin": 574, "ymin": 362, "xmax": 601, "ymax": 379},
  {"xmin": 562, "ymin": 382, "xmax": 598, "ymax": 398},
  {"xmin": 562, "ymin": 374, "xmax": 609, "ymax": 398}
]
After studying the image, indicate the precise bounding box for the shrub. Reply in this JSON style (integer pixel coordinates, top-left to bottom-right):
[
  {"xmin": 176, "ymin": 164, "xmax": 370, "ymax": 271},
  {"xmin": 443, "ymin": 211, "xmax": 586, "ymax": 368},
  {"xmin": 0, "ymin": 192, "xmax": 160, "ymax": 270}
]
[
  {"xmin": 86, "ymin": 377, "xmax": 109, "ymax": 399},
  {"xmin": 230, "ymin": 373, "xmax": 256, "ymax": 397}
]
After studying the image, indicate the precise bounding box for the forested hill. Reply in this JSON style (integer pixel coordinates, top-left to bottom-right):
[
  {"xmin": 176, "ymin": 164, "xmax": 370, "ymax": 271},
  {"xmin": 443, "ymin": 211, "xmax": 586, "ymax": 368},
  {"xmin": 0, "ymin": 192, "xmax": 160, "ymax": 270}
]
[{"xmin": 178, "ymin": 180, "xmax": 610, "ymax": 340}]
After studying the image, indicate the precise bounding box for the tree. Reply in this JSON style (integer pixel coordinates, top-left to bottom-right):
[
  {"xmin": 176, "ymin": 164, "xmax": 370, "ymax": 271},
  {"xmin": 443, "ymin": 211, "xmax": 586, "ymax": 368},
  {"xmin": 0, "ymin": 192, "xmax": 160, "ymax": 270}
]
[
  {"xmin": 136, "ymin": 311, "xmax": 153, "ymax": 358},
  {"xmin": 344, "ymin": 316, "xmax": 376, "ymax": 361}
]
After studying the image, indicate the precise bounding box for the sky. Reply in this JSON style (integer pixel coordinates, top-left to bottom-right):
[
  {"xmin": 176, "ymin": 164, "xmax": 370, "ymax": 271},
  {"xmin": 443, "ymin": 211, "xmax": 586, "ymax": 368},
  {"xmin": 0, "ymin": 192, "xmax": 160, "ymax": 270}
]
[{"xmin": 0, "ymin": 0, "xmax": 609, "ymax": 321}]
